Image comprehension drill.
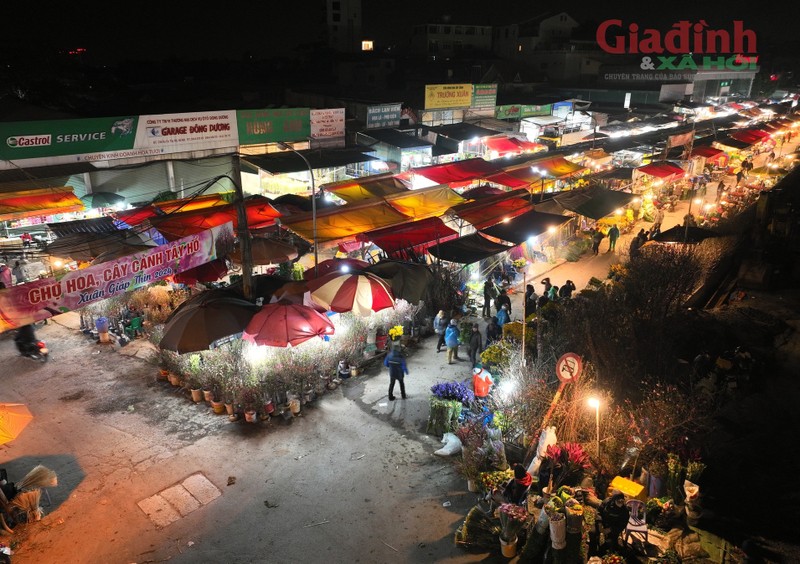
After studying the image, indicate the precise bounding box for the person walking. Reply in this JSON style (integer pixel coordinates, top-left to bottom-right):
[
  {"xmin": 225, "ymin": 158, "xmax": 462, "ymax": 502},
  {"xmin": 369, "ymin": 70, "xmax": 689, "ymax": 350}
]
[
  {"xmin": 494, "ymin": 289, "xmax": 511, "ymax": 317},
  {"xmin": 652, "ymin": 206, "xmax": 665, "ymax": 233},
  {"xmin": 468, "ymin": 323, "xmax": 483, "ymax": 367},
  {"xmin": 496, "ymin": 303, "xmax": 510, "ymax": 327},
  {"xmin": 384, "ymin": 348, "xmax": 408, "ymax": 400},
  {"xmin": 486, "ymin": 316, "xmax": 501, "ymax": 346},
  {"xmin": 433, "ymin": 310, "xmax": 448, "ymax": 353},
  {"xmin": 591, "ymin": 228, "xmax": 605, "ymax": 255},
  {"xmin": 607, "ymin": 224, "xmax": 620, "ymax": 252},
  {"xmin": 444, "ymin": 319, "xmax": 462, "ymax": 364},
  {"xmin": 482, "ymin": 278, "xmax": 497, "ymax": 318},
  {"xmin": 524, "ymin": 284, "xmax": 537, "ymax": 319}
]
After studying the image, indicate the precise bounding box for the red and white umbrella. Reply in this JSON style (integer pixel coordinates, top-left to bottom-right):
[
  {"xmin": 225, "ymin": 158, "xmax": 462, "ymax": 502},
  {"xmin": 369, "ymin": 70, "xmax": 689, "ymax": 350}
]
[
  {"xmin": 242, "ymin": 301, "xmax": 335, "ymax": 347},
  {"xmin": 303, "ymin": 258, "xmax": 370, "ymax": 280},
  {"xmin": 306, "ymin": 272, "xmax": 395, "ymax": 317}
]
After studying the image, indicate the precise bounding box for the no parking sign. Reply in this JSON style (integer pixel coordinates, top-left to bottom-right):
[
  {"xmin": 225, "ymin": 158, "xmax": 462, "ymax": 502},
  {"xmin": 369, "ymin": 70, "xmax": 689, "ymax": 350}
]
[{"xmin": 556, "ymin": 352, "xmax": 582, "ymax": 384}]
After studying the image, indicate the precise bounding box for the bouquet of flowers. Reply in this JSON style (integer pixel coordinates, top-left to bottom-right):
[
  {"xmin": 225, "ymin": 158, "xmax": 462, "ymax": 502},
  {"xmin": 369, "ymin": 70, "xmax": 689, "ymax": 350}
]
[
  {"xmin": 479, "ymin": 468, "xmax": 513, "ymax": 493},
  {"xmin": 543, "ymin": 442, "xmax": 592, "ymax": 488},
  {"xmin": 430, "ymin": 381, "xmax": 475, "ymax": 406},
  {"xmin": 388, "ymin": 325, "xmax": 404, "ymax": 340},
  {"xmin": 498, "ymin": 503, "xmax": 528, "ymax": 542},
  {"xmin": 602, "ymin": 554, "xmax": 624, "ymax": 564}
]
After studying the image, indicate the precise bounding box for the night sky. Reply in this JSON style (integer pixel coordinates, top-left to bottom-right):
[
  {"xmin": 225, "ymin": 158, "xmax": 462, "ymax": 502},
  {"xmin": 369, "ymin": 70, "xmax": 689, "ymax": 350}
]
[{"xmin": 3, "ymin": 1, "xmax": 792, "ymax": 64}]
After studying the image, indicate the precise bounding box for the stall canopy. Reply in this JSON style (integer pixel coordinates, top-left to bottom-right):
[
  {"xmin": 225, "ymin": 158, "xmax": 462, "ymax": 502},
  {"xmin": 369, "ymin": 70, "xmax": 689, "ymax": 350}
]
[
  {"xmin": 690, "ymin": 146, "xmax": 728, "ymax": 165},
  {"xmin": 427, "ymin": 122, "xmax": 501, "ymax": 142},
  {"xmin": 357, "ymin": 216, "xmax": 459, "ymax": 255},
  {"xmin": 320, "ymin": 173, "xmax": 409, "ymax": 203},
  {"xmin": 404, "ymin": 158, "xmax": 500, "ymax": 186},
  {"xmin": 114, "ymin": 193, "xmax": 232, "ymax": 228},
  {"xmin": 383, "ymin": 185, "xmax": 466, "ymax": 219},
  {"xmin": 281, "ymin": 201, "xmax": 410, "ymax": 243},
  {"xmin": 148, "ymin": 196, "xmax": 282, "ymax": 240},
  {"xmin": 713, "ymin": 136, "xmax": 753, "ymax": 151},
  {"xmin": 450, "ymin": 188, "xmax": 533, "ymax": 229},
  {"xmin": 0, "ymin": 187, "xmax": 85, "ymax": 222},
  {"xmin": 484, "ymin": 136, "xmax": 545, "ymax": 156},
  {"xmin": 554, "ymin": 186, "xmax": 638, "ymax": 220},
  {"xmin": 526, "ymin": 156, "xmax": 587, "ymax": 178},
  {"xmin": 730, "ymin": 129, "xmax": 773, "ymax": 145},
  {"xmin": 461, "ymin": 185, "xmax": 506, "ymax": 199},
  {"xmin": 427, "ymin": 232, "xmax": 512, "ymax": 264},
  {"xmin": 480, "ymin": 208, "xmax": 571, "ymax": 244},
  {"xmin": 635, "ymin": 162, "xmax": 686, "ymax": 181},
  {"xmin": 242, "ymin": 147, "xmax": 379, "ymax": 174}
]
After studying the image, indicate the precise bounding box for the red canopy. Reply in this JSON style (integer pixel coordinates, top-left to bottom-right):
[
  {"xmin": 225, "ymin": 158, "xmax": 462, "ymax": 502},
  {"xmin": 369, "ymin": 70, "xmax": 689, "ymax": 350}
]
[
  {"xmin": 730, "ymin": 129, "xmax": 773, "ymax": 145},
  {"xmin": 636, "ymin": 162, "xmax": 686, "ymax": 181},
  {"xmin": 149, "ymin": 196, "xmax": 281, "ymax": 240},
  {"xmin": 690, "ymin": 146, "xmax": 729, "ymax": 165},
  {"xmin": 405, "ymin": 158, "xmax": 501, "ymax": 186},
  {"xmin": 114, "ymin": 193, "xmax": 230, "ymax": 227},
  {"xmin": 357, "ymin": 216, "xmax": 458, "ymax": 254},
  {"xmin": 450, "ymin": 188, "xmax": 533, "ymax": 229}
]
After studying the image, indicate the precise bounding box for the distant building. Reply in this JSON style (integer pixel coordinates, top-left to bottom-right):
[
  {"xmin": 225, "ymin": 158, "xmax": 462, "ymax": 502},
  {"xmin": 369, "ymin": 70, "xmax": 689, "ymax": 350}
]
[
  {"xmin": 326, "ymin": 0, "xmax": 362, "ymax": 53},
  {"xmin": 410, "ymin": 21, "xmax": 493, "ymax": 60}
]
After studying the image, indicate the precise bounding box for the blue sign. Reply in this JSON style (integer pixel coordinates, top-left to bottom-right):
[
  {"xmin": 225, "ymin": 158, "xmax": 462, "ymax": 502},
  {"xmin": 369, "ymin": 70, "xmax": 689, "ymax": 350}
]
[{"xmin": 366, "ymin": 104, "xmax": 402, "ymax": 129}]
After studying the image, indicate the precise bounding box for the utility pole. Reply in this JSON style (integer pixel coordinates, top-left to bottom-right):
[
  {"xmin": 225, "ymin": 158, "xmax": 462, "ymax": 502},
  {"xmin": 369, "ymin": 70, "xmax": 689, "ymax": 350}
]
[{"xmin": 231, "ymin": 157, "xmax": 253, "ymax": 300}]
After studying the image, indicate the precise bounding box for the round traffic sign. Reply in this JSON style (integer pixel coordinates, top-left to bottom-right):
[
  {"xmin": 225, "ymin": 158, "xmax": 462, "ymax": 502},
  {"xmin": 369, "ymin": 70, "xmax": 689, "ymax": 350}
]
[{"xmin": 556, "ymin": 352, "xmax": 582, "ymax": 383}]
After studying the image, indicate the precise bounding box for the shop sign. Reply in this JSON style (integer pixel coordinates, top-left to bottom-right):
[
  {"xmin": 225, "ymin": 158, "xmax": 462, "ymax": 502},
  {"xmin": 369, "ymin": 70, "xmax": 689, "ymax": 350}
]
[
  {"xmin": 424, "ymin": 84, "xmax": 473, "ymax": 110},
  {"xmin": 0, "ymin": 222, "xmax": 235, "ymax": 332},
  {"xmin": 237, "ymin": 108, "xmax": 310, "ymax": 144},
  {"xmin": 496, "ymin": 104, "xmax": 553, "ymax": 120},
  {"xmin": 310, "ymin": 108, "xmax": 345, "ymax": 138},
  {"xmin": 471, "ymin": 83, "xmax": 498, "ymax": 109},
  {"xmin": 366, "ymin": 103, "xmax": 402, "ymax": 129}
]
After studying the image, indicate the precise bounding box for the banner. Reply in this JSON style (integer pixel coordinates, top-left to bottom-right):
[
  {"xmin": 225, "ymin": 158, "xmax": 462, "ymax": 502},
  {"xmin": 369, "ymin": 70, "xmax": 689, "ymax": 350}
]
[
  {"xmin": 471, "ymin": 84, "xmax": 498, "ymax": 109},
  {"xmin": 236, "ymin": 108, "xmax": 310, "ymax": 144},
  {"xmin": 310, "ymin": 109, "xmax": 345, "ymax": 138},
  {"xmin": 0, "ymin": 222, "xmax": 235, "ymax": 332},
  {"xmin": 424, "ymin": 84, "xmax": 473, "ymax": 110},
  {"xmin": 496, "ymin": 104, "xmax": 553, "ymax": 120},
  {"xmin": 366, "ymin": 104, "xmax": 402, "ymax": 129},
  {"xmin": 667, "ymin": 131, "xmax": 694, "ymax": 148}
]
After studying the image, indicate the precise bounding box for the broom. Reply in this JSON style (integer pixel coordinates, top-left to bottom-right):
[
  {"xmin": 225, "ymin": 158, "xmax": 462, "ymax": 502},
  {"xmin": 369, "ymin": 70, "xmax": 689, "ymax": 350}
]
[{"xmin": 17, "ymin": 465, "xmax": 57, "ymax": 490}]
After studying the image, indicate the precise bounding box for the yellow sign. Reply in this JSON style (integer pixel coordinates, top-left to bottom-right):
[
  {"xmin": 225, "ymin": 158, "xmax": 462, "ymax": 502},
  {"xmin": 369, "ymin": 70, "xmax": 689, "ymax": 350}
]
[{"xmin": 424, "ymin": 84, "xmax": 473, "ymax": 110}]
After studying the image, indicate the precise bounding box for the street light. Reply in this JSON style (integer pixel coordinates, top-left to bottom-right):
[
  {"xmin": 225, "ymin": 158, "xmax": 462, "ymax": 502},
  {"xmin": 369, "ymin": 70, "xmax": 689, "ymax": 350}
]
[
  {"xmin": 530, "ymin": 167, "xmax": 549, "ymax": 202},
  {"xmin": 277, "ymin": 142, "xmax": 318, "ymax": 278},
  {"xmin": 587, "ymin": 396, "xmax": 600, "ymax": 459}
]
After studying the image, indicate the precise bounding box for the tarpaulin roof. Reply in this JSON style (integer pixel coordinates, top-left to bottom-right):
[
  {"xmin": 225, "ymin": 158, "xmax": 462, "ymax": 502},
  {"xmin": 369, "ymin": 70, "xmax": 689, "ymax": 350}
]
[
  {"xmin": 148, "ymin": 195, "xmax": 281, "ymax": 240},
  {"xmin": 635, "ymin": 162, "xmax": 686, "ymax": 180},
  {"xmin": 427, "ymin": 122, "xmax": 502, "ymax": 142},
  {"xmin": 357, "ymin": 216, "xmax": 459, "ymax": 254},
  {"xmin": 243, "ymin": 148, "xmax": 380, "ymax": 174},
  {"xmin": 364, "ymin": 260, "xmax": 436, "ymax": 304},
  {"xmin": 554, "ymin": 186, "xmax": 638, "ymax": 220},
  {"xmin": 713, "ymin": 136, "xmax": 753, "ymax": 150},
  {"xmin": 461, "ymin": 185, "xmax": 506, "ymax": 199},
  {"xmin": 383, "ymin": 185, "xmax": 466, "ymax": 219},
  {"xmin": 48, "ymin": 216, "xmax": 119, "ymax": 237},
  {"xmin": 427, "ymin": 232, "xmax": 512, "ymax": 264},
  {"xmin": 114, "ymin": 193, "xmax": 232, "ymax": 227},
  {"xmin": 730, "ymin": 129, "xmax": 772, "ymax": 144},
  {"xmin": 321, "ymin": 173, "xmax": 410, "ymax": 203},
  {"xmin": 691, "ymin": 146, "xmax": 726, "ymax": 159},
  {"xmin": 480, "ymin": 208, "xmax": 571, "ymax": 244},
  {"xmin": 589, "ymin": 167, "xmax": 635, "ymax": 181},
  {"xmin": 406, "ymin": 158, "xmax": 501, "ymax": 185},
  {"xmin": 450, "ymin": 188, "xmax": 533, "ymax": 229},
  {"xmin": 485, "ymin": 136, "xmax": 546, "ymax": 155},
  {"xmin": 525, "ymin": 156, "xmax": 587, "ymax": 178},
  {"xmin": 281, "ymin": 201, "xmax": 411, "ymax": 243},
  {"xmin": 0, "ymin": 187, "xmax": 85, "ymax": 222},
  {"xmin": 358, "ymin": 129, "xmax": 434, "ymax": 149}
]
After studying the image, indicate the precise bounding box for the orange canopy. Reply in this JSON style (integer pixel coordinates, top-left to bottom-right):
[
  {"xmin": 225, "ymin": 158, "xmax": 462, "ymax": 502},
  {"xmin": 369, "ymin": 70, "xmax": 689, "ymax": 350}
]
[{"xmin": 0, "ymin": 187, "xmax": 84, "ymax": 222}]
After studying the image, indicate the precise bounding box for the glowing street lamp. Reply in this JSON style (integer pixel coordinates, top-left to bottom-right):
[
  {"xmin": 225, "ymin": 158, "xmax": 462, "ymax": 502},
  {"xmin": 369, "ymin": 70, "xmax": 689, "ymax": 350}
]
[{"xmin": 587, "ymin": 396, "xmax": 600, "ymax": 459}]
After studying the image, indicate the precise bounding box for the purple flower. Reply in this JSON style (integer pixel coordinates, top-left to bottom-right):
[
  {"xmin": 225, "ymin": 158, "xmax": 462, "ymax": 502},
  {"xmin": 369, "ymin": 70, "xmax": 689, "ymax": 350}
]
[{"xmin": 430, "ymin": 381, "xmax": 475, "ymax": 406}]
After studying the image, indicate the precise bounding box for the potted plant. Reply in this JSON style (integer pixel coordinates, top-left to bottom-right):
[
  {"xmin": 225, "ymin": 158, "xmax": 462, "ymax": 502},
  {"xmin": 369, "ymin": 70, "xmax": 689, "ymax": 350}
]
[
  {"xmin": 238, "ymin": 382, "xmax": 262, "ymax": 423},
  {"xmin": 454, "ymin": 419, "xmax": 492, "ymax": 491},
  {"xmin": 185, "ymin": 354, "xmax": 204, "ymax": 403}
]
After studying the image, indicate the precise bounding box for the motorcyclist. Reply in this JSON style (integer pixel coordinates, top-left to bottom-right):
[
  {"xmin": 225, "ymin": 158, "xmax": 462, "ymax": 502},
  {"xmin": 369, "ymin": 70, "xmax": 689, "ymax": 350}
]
[{"xmin": 14, "ymin": 324, "xmax": 38, "ymax": 355}]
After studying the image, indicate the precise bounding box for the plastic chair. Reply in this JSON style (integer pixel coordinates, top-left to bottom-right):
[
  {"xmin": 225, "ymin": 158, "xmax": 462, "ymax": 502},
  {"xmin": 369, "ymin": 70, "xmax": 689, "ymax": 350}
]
[
  {"xmin": 125, "ymin": 317, "xmax": 143, "ymax": 338},
  {"xmin": 623, "ymin": 499, "xmax": 648, "ymax": 549}
]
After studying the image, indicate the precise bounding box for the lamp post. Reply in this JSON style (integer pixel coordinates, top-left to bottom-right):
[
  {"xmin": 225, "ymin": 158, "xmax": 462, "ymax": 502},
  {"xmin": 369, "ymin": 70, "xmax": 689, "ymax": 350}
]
[
  {"xmin": 530, "ymin": 167, "xmax": 548, "ymax": 203},
  {"xmin": 683, "ymin": 197, "xmax": 702, "ymax": 243},
  {"xmin": 587, "ymin": 396, "xmax": 600, "ymax": 459},
  {"xmin": 277, "ymin": 142, "xmax": 317, "ymax": 278}
]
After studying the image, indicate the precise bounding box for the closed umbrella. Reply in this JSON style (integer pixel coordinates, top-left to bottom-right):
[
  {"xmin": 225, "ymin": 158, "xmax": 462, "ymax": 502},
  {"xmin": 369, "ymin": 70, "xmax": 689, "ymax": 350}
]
[
  {"xmin": 242, "ymin": 301, "xmax": 334, "ymax": 347},
  {"xmin": 0, "ymin": 403, "xmax": 34, "ymax": 446},
  {"xmin": 307, "ymin": 271, "xmax": 395, "ymax": 316},
  {"xmin": 80, "ymin": 192, "xmax": 126, "ymax": 209},
  {"xmin": 159, "ymin": 296, "xmax": 259, "ymax": 353}
]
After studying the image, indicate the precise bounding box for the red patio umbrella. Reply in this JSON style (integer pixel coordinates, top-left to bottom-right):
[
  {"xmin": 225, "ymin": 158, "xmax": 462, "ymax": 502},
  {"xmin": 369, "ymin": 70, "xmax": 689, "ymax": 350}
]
[
  {"xmin": 303, "ymin": 258, "xmax": 370, "ymax": 280},
  {"xmin": 306, "ymin": 271, "xmax": 395, "ymax": 316},
  {"xmin": 242, "ymin": 301, "xmax": 335, "ymax": 347}
]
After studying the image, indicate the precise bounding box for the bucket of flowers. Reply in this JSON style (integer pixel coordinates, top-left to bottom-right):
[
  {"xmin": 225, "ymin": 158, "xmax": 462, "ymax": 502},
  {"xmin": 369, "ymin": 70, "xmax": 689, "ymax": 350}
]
[
  {"xmin": 388, "ymin": 325, "xmax": 403, "ymax": 341},
  {"xmin": 498, "ymin": 502, "xmax": 528, "ymax": 548}
]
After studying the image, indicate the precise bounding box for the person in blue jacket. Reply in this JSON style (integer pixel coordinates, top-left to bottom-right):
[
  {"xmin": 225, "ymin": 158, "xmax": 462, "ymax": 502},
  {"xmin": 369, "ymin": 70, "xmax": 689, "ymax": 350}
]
[
  {"xmin": 496, "ymin": 303, "xmax": 510, "ymax": 327},
  {"xmin": 384, "ymin": 348, "xmax": 409, "ymax": 400},
  {"xmin": 444, "ymin": 319, "xmax": 462, "ymax": 365}
]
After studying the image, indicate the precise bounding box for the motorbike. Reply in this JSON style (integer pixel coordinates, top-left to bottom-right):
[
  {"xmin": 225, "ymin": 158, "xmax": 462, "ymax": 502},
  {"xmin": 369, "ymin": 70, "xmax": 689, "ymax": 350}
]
[{"xmin": 14, "ymin": 325, "xmax": 48, "ymax": 362}]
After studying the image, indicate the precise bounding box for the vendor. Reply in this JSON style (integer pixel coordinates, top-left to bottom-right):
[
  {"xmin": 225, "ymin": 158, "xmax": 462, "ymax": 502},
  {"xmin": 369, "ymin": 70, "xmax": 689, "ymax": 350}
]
[
  {"xmin": 598, "ymin": 489, "xmax": 629, "ymax": 552},
  {"xmin": 472, "ymin": 367, "xmax": 493, "ymax": 399}
]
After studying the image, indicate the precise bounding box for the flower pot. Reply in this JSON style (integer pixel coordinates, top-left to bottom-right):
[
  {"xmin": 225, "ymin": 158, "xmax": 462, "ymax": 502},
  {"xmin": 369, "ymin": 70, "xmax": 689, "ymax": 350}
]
[
  {"xmin": 288, "ymin": 398, "xmax": 301, "ymax": 415},
  {"xmin": 500, "ymin": 536, "xmax": 518, "ymax": 558},
  {"xmin": 210, "ymin": 400, "xmax": 226, "ymax": 415},
  {"xmin": 467, "ymin": 479, "xmax": 479, "ymax": 493},
  {"xmin": 190, "ymin": 388, "xmax": 203, "ymax": 403},
  {"xmin": 375, "ymin": 334, "xmax": 388, "ymax": 351},
  {"xmin": 549, "ymin": 514, "xmax": 566, "ymax": 549},
  {"xmin": 225, "ymin": 402, "xmax": 235, "ymax": 416},
  {"xmin": 244, "ymin": 409, "xmax": 257, "ymax": 423},
  {"xmin": 263, "ymin": 400, "xmax": 275, "ymax": 415},
  {"xmin": 168, "ymin": 372, "xmax": 182, "ymax": 387},
  {"xmin": 203, "ymin": 389, "xmax": 214, "ymax": 403},
  {"xmin": 349, "ymin": 366, "xmax": 358, "ymax": 377}
]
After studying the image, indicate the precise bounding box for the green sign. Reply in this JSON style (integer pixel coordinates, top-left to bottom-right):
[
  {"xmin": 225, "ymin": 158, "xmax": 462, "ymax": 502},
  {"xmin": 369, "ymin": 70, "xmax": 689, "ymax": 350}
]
[
  {"xmin": 471, "ymin": 83, "xmax": 498, "ymax": 109},
  {"xmin": 495, "ymin": 104, "xmax": 553, "ymax": 119},
  {"xmin": 0, "ymin": 116, "xmax": 138, "ymax": 160},
  {"xmin": 236, "ymin": 108, "xmax": 310, "ymax": 144}
]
